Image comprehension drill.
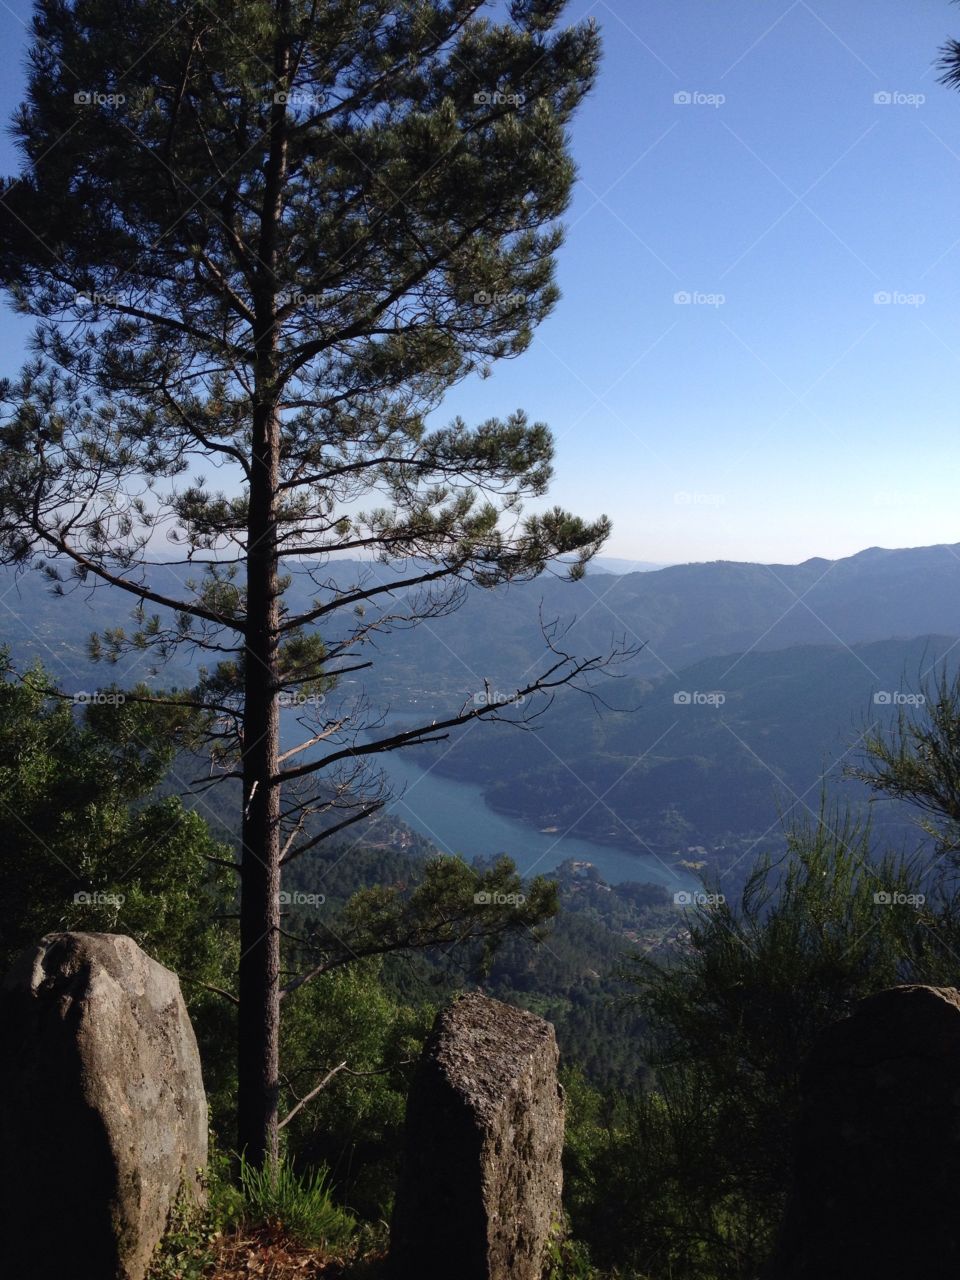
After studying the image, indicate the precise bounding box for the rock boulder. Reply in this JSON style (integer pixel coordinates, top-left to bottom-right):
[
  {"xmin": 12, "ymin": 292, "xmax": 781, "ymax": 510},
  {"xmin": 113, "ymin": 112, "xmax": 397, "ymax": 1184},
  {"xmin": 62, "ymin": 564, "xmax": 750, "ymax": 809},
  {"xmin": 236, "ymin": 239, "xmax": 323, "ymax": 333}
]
[
  {"xmin": 0, "ymin": 932, "xmax": 208, "ymax": 1280},
  {"xmin": 768, "ymin": 984, "xmax": 960, "ymax": 1280},
  {"xmin": 390, "ymin": 991, "xmax": 564, "ymax": 1280}
]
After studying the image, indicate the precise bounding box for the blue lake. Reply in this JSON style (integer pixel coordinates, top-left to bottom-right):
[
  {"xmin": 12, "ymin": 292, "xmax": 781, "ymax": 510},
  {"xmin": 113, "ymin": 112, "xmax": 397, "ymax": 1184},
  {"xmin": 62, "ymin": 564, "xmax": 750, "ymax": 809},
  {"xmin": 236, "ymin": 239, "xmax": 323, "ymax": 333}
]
[{"xmin": 372, "ymin": 747, "xmax": 697, "ymax": 891}]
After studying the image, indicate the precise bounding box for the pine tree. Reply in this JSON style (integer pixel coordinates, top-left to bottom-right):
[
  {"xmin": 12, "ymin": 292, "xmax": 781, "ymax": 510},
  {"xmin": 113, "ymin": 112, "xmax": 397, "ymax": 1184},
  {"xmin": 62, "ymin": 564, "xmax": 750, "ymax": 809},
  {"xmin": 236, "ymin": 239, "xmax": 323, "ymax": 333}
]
[{"xmin": 0, "ymin": 0, "xmax": 609, "ymax": 1164}]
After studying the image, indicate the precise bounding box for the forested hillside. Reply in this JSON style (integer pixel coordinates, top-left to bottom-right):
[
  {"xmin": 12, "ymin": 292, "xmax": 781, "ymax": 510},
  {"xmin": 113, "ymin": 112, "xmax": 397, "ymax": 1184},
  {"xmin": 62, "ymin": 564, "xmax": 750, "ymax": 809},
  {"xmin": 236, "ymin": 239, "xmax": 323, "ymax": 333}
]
[{"xmin": 402, "ymin": 634, "xmax": 959, "ymax": 886}]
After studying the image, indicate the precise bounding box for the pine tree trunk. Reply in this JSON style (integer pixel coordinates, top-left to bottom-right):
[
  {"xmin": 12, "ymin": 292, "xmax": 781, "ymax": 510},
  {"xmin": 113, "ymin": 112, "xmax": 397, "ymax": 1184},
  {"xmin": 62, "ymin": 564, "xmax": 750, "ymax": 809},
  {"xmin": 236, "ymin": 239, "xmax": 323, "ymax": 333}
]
[
  {"xmin": 237, "ymin": 0, "xmax": 291, "ymax": 1167},
  {"xmin": 237, "ymin": 398, "xmax": 282, "ymax": 1167}
]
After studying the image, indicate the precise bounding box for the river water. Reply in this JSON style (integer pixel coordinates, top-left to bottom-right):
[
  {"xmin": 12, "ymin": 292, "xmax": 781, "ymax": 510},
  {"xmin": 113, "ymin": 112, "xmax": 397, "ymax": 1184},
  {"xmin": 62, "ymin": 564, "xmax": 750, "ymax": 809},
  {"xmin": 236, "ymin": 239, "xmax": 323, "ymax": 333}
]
[{"xmin": 372, "ymin": 747, "xmax": 696, "ymax": 891}]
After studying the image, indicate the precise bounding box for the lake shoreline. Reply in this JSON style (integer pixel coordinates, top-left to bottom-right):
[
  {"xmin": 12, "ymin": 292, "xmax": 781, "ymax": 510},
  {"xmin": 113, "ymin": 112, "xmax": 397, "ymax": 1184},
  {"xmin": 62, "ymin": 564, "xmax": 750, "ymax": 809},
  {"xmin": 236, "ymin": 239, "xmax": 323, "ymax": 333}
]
[{"xmin": 375, "ymin": 746, "xmax": 698, "ymax": 892}]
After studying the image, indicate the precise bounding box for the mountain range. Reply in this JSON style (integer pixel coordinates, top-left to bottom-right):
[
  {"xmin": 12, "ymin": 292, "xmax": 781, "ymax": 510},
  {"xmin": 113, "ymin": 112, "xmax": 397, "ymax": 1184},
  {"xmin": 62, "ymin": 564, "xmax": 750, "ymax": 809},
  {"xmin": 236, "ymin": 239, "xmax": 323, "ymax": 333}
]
[
  {"xmin": 6, "ymin": 541, "xmax": 960, "ymax": 700},
  {"xmin": 2, "ymin": 541, "xmax": 958, "ymax": 886}
]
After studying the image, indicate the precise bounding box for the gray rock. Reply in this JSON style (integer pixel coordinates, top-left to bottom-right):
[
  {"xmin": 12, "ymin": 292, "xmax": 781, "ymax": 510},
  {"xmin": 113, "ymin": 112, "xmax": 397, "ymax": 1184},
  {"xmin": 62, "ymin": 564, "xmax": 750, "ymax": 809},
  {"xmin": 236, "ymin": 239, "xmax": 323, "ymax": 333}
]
[
  {"xmin": 768, "ymin": 984, "xmax": 960, "ymax": 1280},
  {"xmin": 0, "ymin": 932, "xmax": 208, "ymax": 1280},
  {"xmin": 390, "ymin": 991, "xmax": 564, "ymax": 1280}
]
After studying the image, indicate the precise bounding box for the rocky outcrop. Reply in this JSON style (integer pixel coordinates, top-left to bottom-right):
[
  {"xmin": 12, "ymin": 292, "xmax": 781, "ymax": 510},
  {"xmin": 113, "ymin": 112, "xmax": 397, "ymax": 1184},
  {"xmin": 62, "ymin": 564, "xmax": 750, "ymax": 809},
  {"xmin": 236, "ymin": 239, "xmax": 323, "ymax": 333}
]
[
  {"xmin": 390, "ymin": 991, "xmax": 564, "ymax": 1280},
  {"xmin": 0, "ymin": 932, "xmax": 208, "ymax": 1280},
  {"xmin": 768, "ymin": 984, "xmax": 960, "ymax": 1280}
]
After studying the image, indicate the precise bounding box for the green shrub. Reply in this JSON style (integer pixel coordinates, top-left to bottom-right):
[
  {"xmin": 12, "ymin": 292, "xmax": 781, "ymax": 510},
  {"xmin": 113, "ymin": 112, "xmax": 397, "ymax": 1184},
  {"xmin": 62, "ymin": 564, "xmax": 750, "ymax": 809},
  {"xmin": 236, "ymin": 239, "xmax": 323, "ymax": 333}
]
[
  {"xmin": 543, "ymin": 1214, "xmax": 607, "ymax": 1280},
  {"xmin": 148, "ymin": 1148, "xmax": 240, "ymax": 1280},
  {"xmin": 235, "ymin": 1154, "xmax": 356, "ymax": 1248},
  {"xmin": 148, "ymin": 1148, "xmax": 355, "ymax": 1276}
]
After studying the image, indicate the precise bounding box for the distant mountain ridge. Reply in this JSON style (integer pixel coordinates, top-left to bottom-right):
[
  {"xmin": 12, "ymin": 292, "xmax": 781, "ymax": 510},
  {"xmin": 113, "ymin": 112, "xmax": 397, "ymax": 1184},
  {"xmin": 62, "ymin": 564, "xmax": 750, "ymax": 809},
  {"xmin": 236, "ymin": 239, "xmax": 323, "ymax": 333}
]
[
  {"xmin": 586, "ymin": 557, "xmax": 669, "ymax": 574},
  {"xmin": 354, "ymin": 540, "xmax": 960, "ymax": 699},
  {"xmin": 2, "ymin": 541, "xmax": 960, "ymax": 701}
]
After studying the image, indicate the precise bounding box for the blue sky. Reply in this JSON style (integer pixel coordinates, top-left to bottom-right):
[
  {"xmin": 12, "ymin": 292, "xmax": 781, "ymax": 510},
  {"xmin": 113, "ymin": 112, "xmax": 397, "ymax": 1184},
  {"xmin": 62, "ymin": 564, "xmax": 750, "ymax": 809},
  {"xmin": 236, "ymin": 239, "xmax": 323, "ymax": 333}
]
[{"xmin": 1, "ymin": 0, "xmax": 959, "ymax": 564}]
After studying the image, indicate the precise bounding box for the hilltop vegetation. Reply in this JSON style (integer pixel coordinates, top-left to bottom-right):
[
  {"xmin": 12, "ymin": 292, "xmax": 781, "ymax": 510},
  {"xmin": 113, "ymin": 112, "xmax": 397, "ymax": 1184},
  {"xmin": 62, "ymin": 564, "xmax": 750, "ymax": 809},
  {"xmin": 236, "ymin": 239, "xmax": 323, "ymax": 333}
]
[{"xmin": 9, "ymin": 647, "xmax": 960, "ymax": 1280}]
